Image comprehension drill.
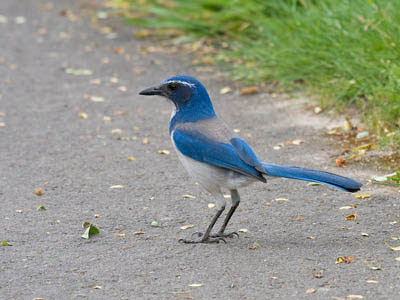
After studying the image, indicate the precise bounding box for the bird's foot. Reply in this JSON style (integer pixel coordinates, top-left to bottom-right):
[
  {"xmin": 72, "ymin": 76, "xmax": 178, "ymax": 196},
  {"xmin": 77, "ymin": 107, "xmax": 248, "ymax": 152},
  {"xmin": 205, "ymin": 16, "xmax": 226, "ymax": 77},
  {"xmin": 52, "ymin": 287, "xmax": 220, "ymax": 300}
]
[
  {"xmin": 178, "ymin": 232, "xmax": 226, "ymax": 244},
  {"xmin": 210, "ymin": 231, "xmax": 239, "ymax": 239}
]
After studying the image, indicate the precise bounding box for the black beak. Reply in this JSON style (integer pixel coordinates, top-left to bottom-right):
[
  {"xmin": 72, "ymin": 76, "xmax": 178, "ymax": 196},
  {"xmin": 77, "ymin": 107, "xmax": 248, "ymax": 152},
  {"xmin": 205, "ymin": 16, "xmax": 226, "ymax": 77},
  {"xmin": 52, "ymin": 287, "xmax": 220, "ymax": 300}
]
[{"xmin": 139, "ymin": 86, "xmax": 163, "ymax": 96}]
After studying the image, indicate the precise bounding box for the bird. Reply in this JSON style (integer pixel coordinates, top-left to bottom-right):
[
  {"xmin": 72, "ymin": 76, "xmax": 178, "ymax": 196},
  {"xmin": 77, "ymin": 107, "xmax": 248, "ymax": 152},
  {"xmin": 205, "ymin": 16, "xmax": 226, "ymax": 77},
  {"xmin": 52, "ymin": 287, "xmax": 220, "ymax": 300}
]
[{"xmin": 139, "ymin": 75, "xmax": 362, "ymax": 244}]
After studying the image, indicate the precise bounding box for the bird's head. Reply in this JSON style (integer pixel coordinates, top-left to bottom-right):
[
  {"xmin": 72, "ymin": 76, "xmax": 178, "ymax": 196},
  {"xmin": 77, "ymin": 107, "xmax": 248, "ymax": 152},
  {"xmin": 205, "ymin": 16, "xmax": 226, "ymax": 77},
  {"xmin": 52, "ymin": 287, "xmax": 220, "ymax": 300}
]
[{"xmin": 139, "ymin": 75, "xmax": 216, "ymax": 121}]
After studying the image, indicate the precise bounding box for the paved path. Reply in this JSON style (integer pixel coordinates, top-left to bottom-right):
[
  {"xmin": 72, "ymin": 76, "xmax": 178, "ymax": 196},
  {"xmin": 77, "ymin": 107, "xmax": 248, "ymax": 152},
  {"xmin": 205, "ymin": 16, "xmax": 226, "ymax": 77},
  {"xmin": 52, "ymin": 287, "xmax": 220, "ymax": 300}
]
[{"xmin": 0, "ymin": 0, "xmax": 398, "ymax": 299}]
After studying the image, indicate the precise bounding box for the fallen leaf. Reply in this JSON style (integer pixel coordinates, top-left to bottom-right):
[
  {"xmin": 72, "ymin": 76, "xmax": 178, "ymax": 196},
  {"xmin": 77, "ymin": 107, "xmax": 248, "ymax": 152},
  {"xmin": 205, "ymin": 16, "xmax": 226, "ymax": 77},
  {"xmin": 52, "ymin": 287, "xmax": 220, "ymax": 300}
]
[
  {"xmin": 16, "ymin": 210, "xmax": 23, "ymax": 213},
  {"xmin": 1, "ymin": 241, "xmax": 12, "ymax": 246},
  {"xmin": 292, "ymin": 216, "xmax": 304, "ymax": 221},
  {"xmin": 312, "ymin": 268, "xmax": 323, "ymax": 278},
  {"xmin": 113, "ymin": 47, "xmax": 125, "ymax": 54},
  {"xmin": 33, "ymin": 298, "xmax": 44, "ymax": 300},
  {"xmin": 94, "ymin": 214, "xmax": 100, "ymax": 218},
  {"xmin": 361, "ymin": 232, "xmax": 369, "ymax": 237},
  {"xmin": 345, "ymin": 213, "xmax": 357, "ymax": 221},
  {"xmin": 116, "ymin": 233, "xmax": 125, "ymax": 237},
  {"xmin": 34, "ymin": 188, "xmax": 43, "ymax": 196},
  {"xmin": 81, "ymin": 224, "xmax": 99, "ymax": 239},
  {"xmin": 110, "ymin": 185, "xmax": 124, "ymax": 189},
  {"xmin": 347, "ymin": 295, "xmax": 363, "ymax": 300},
  {"xmin": 384, "ymin": 242, "xmax": 400, "ymax": 251},
  {"xmin": 111, "ymin": 128, "xmax": 122, "ymax": 135},
  {"xmin": 127, "ymin": 156, "xmax": 135, "ymax": 161},
  {"xmin": 110, "ymin": 77, "xmax": 119, "ymax": 83},
  {"xmin": 158, "ymin": 149, "xmax": 170, "ymax": 155},
  {"xmin": 37, "ymin": 205, "xmax": 46, "ymax": 211},
  {"xmin": 220, "ymin": 87, "xmax": 232, "ymax": 94},
  {"xmin": 275, "ymin": 198, "xmax": 289, "ymax": 202},
  {"xmin": 240, "ymin": 86, "xmax": 259, "ymax": 95},
  {"xmin": 119, "ymin": 86, "xmax": 127, "ymax": 92},
  {"xmin": 103, "ymin": 116, "xmax": 112, "ymax": 122},
  {"xmin": 133, "ymin": 231, "xmax": 144, "ymax": 235},
  {"xmin": 335, "ymin": 157, "xmax": 346, "ymax": 167},
  {"xmin": 306, "ymin": 288, "xmax": 316, "ymax": 294},
  {"xmin": 367, "ymin": 264, "xmax": 381, "ymax": 270},
  {"xmin": 343, "ymin": 256, "xmax": 355, "ymax": 264},
  {"xmin": 142, "ymin": 137, "xmax": 150, "ymax": 144},
  {"xmin": 292, "ymin": 139, "xmax": 303, "ymax": 145},
  {"xmin": 89, "ymin": 96, "xmax": 105, "ymax": 102},
  {"xmin": 395, "ymin": 257, "xmax": 400, "ymax": 262},
  {"xmin": 390, "ymin": 221, "xmax": 398, "ymax": 225},
  {"xmin": 208, "ymin": 203, "xmax": 215, "ymax": 208},
  {"xmin": 151, "ymin": 221, "xmax": 160, "ymax": 227},
  {"xmin": 0, "ymin": 15, "xmax": 8, "ymax": 24},
  {"xmin": 336, "ymin": 257, "xmax": 344, "ymax": 264},
  {"xmin": 233, "ymin": 128, "xmax": 240, "ymax": 133},
  {"xmin": 90, "ymin": 79, "xmax": 101, "ymax": 85},
  {"xmin": 307, "ymin": 236, "xmax": 315, "ymax": 240},
  {"xmin": 339, "ymin": 205, "xmax": 356, "ymax": 210},
  {"xmin": 183, "ymin": 194, "xmax": 196, "ymax": 199},
  {"xmin": 249, "ymin": 242, "xmax": 261, "ymax": 250},
  {"xmin": 314, "ymin": 106, "xmax": 322, "ymax": 114},
  {"xmin": 15, "ymin": 16, "xmax": 26, "ymax": 24},
  {"xmin": 238, "ymin": 228, "xmax": 248, "ymax": 233},
  {"xmin": 92, "ymin": 285, "xmax": 102, "ymax": 289},
  {"xmin": 366, "ymin": 280, "xmax": 378, "ymax": 284},
  {"xmin": 355, "ymin": 194, "xmax": 370, "ymax": 199},
  {"xmin": 78, "ymin": 112, "xmax": 88, "ymax": 119},
  {"xmin": 180, "ymin": 225, "xmax": 194, "ymax": 230},
  {"xmin": 188, "ymin": 283, "xmax": 204, "ymax": 287},
  {"xmin": 223, "ymin": 194, "xmax": 231, "ymax": 199}
]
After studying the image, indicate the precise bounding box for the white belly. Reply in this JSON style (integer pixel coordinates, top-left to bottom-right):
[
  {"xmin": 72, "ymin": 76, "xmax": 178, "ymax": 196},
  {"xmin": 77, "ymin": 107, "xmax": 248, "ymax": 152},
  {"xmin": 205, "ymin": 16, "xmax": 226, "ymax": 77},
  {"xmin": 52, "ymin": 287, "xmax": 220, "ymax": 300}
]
[{"xmin": 176, "ymin": 151, "xmax": 256, "ymax": 194}]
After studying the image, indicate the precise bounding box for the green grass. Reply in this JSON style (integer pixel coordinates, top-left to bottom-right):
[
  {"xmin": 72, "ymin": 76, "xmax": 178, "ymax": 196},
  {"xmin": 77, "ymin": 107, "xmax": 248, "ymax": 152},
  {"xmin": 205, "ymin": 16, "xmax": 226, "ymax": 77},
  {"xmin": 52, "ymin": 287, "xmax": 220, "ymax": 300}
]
[{"xmin": 120, "ymin": 0, "xmax": 400, "ymax": 146}]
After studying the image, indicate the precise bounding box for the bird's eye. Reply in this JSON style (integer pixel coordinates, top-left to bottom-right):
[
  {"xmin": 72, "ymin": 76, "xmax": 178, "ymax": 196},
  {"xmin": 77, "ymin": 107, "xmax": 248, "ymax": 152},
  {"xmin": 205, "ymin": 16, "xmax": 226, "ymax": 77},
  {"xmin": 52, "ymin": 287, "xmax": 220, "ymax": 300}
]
[{"xmin": 168, "ymin": 83, "xmax": 178, "ymax": 91}]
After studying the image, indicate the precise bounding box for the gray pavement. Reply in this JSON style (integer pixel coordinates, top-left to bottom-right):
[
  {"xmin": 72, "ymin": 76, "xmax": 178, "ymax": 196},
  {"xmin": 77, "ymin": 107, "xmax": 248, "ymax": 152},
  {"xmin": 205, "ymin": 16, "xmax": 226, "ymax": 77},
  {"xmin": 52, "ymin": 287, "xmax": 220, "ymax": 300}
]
[{"xmin": 0, "ymin": 0, "xmax": 399, "ymax": 299}]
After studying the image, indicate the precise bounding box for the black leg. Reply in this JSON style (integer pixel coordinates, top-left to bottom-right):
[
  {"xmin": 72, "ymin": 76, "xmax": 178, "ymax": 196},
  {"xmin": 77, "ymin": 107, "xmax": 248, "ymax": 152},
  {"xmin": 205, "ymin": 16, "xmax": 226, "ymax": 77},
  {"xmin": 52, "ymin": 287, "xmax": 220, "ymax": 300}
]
[
  {"xmin": 179, "ymin": 205, "xmax": 226, "ymax": 244},
  {"xmin": 210, "ymin": 189, "xmax": 240, "ymax": 238}
]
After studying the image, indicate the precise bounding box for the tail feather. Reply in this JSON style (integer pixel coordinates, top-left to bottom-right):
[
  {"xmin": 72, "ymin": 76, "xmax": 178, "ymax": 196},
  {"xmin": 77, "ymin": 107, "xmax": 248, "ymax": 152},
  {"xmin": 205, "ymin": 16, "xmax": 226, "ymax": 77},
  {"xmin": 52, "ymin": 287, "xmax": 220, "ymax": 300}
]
[{"xmin": 261, "ymin": 163, "xmax": 362, "ymax": 192}]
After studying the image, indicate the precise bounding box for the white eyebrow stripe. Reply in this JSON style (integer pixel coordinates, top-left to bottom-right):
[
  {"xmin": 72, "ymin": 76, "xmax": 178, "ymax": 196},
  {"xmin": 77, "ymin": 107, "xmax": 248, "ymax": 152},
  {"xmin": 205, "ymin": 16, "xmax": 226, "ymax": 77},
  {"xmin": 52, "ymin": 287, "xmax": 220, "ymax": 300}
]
[{"xmin": 165, "ymin": 80, "xmax": 195, "ymax": 88}]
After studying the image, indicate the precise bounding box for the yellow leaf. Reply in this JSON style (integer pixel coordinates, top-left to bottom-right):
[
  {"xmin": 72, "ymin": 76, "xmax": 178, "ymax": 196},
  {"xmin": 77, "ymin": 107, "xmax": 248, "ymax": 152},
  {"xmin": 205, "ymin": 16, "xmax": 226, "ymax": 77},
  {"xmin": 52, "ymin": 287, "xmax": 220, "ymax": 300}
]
[
  {"xmin": 336, "ymin": 257, "xmax": 344, "ymax": 264},
  {"xmin": 385, "ymin": 241, "xmax": 400, "ymax": 251},
  {"xmin": 127, "ymin": 156, "xmax": 135, "ymax": 161},
  {"xmin": 395, "ymin": 257, "xmax": 400, "ymax": 262},
  {"xmin": 220, "ymin": 86, "xmax": 232, "ymax": 94},
  {"xmin": 180, "ymin": 225, "xmax": 194, "ymax": 230},
  {"xmin": 208, "ymin": 203, "xmax": 215, "ymax": 208},
  {"xmin": 116, "ymin": 233, "xmax": 125, "ymax": 237},
  {"xmin": 158, "ymin": 149, "xmax": 170, "ymax": 155},
  {"xmin": 249, "ymin": 242, "xmax": 261, "ymax": 250},
  {"xmin": 239, "ymin": 228, "xmax": 248, "ymax": 233},
  {"xmin": 78, "ymin": 112, "xmax": 88, "ymax": 119},
  {"xmin": 183, "ymin": 194, "xmax": 196, "ymax": 199}
]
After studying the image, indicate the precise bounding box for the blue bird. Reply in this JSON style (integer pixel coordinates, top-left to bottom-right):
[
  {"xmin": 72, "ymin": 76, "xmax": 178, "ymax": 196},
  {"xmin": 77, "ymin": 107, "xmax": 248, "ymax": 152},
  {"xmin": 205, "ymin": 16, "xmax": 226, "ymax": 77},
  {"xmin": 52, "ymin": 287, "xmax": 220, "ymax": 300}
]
[{"xmin": 139, "ymin": 75, "xmax": 362, "ymax": 244}]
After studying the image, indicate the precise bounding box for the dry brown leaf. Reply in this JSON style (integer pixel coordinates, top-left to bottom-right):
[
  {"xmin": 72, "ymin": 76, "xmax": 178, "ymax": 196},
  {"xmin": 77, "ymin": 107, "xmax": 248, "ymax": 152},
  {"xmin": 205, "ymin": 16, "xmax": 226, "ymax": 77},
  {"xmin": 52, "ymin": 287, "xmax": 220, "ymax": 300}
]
[
  {"xmin": 34, "ymin": 188, "xmax": 43, "ymax": 196},
  {"xmin": 343, "ymin": 256, "xmax": 355, "ymax": 264},
  {"xmin": 346, "ymin": 213, "xmax": 357, "ymax": 221},
  {"xmin": 335, "ymin": 157, "xmax": 346, "ymax": 167},
  {"xmin": 249, "ymin": 242, "xmax": 261, "ymax": 250},
  {"xmin": 133, "ymin": 231, "xmax": 144, "ymax": 235},
  {"xmin": 240, "ymin": 86, "xmax": 259, "ymax": 95}
]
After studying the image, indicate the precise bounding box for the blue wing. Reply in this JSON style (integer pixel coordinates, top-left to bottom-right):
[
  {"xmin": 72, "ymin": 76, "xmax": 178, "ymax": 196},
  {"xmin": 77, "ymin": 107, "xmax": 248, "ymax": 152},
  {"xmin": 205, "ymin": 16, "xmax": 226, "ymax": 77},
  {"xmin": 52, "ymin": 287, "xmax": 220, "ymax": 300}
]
[{"xmin": 173, "ymin": 129, "xmax": 266, "ymax": 182}]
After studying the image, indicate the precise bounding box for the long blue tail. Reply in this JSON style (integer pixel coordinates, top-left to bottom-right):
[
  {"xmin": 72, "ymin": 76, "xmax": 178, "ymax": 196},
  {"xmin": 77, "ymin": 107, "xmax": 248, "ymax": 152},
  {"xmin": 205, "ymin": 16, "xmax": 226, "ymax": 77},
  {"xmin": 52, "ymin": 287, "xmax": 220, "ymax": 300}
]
[{"xmin": 261, "ymin": 163, "xmax": 362, "ymax": 192}]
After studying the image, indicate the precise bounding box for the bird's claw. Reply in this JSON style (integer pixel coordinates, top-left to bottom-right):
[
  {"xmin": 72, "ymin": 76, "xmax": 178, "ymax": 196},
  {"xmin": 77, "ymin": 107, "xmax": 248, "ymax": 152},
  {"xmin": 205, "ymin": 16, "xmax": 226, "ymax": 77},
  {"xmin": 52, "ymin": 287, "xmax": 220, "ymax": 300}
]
[
  {"xmin": 209, "ymin": 231, "xmax": 239, "ymax": 239},
  {"xmin": 179, "ymin": 233, "xmax": 226, "ymax": 244}
]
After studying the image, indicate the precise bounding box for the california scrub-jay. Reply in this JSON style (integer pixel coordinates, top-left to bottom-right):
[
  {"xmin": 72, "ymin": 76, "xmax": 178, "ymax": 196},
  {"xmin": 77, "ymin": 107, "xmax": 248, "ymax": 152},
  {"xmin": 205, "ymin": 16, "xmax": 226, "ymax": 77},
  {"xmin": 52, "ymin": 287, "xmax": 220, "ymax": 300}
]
[{"xmin": 139, "ymin": 75, "xmax": 362, "ymax": 244}]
